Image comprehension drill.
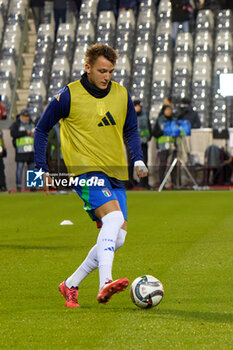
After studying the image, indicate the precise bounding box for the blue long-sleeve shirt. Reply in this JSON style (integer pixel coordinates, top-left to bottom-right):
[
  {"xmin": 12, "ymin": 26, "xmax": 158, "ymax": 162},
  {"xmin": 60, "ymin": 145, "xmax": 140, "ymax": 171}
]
[{"xmin": 34, "ymin": 86, "xmax": 143, "ymax": 183}]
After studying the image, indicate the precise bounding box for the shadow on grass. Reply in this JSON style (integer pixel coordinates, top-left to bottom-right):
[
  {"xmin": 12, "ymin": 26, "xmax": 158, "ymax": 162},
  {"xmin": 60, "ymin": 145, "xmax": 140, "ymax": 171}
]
[
  {"xmin": 130, "ymin": 307, "xmax": 233, "ymax": 324},
  {"xmin": 0, "ymin": 244, "xmax": 69, "ymax": 250},
  {"xmin": 98, "ymin": 306, "xmax": 233, "ymax": 324},
  {"xmin": 9, "ymin": 304, "xmax": 232, "ymax": 326}
]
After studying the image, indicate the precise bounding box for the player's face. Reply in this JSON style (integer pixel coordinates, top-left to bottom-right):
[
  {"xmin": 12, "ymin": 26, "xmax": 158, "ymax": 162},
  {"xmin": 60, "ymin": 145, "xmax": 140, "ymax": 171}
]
[{"xmin": 85, "ymin": 55, "xmax": 115, "ymax": 90}]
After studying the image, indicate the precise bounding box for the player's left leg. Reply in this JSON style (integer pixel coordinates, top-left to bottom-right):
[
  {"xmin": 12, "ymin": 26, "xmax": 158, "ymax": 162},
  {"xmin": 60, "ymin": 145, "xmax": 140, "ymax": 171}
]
[{"xmin": 58, "ymin": 281, "xmax": 80, "ymax": 308}]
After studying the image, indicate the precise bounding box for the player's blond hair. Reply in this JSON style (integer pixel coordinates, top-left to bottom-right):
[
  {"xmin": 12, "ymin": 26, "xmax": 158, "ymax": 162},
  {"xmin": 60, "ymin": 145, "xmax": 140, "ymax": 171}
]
[{"xmin": 85, "ymin": 44, "xmax": 118, "ymax": 66}]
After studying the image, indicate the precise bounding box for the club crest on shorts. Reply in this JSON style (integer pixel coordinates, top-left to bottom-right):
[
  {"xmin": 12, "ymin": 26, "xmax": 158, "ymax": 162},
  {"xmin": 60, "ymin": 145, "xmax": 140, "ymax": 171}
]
[{"xmin": 102, "ymin": 188, "xmax": 112, "ymax": 197}]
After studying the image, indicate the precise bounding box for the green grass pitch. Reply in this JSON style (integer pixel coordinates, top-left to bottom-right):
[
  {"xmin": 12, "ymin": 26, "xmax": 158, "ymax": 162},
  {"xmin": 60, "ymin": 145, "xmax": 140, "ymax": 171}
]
[{"xmin": 0, "ymin": 191, "xmax": 233, "ymax": 349}]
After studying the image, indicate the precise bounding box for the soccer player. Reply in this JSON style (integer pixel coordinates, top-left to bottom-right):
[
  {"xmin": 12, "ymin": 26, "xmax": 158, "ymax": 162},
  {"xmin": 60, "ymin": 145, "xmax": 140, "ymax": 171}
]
[{"xmin": 34, "ymin": 44, "xmax": 148, "ymax": 308}]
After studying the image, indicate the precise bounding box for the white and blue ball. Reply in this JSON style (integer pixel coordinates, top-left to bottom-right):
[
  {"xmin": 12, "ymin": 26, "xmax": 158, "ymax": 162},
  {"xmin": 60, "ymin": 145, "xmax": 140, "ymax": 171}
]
[{"xmin": 130, "ymin": 275, "xmax": 164, "ymax": 309}]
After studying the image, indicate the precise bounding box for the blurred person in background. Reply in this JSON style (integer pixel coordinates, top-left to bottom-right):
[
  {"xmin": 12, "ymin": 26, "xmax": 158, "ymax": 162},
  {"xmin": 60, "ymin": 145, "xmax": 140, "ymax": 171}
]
[
  {"xmin": 176, "ymin": 98, "xmax": 201, "ymax": 129},
  {"xmin": 0, "ymin": 129, "xmax": 7, "ymax": 191},
  {"xmin": 53, "ymin": 0, "xmax": 67, "ymax": 37},
  {"xmin": 153, "ymin": 104, "xmax": 177, "ymax": 187},
  {"xmin": 73, "ymin": 0, "xmax": 82, "ymax": 12},
  {"xmin": 47, "ymin": 122, "xmax": 68, "ymax": 191},
  {"xmin": 30, "ymin": 0, "xmax": 45, "ymax": 29},
  {"xmin": 98, "ymin": 0, "xmax": 119, "ymax": 17},
  {"xmin": 10, "ymin": 109, "xmax": 35, "ymax": 192},
  {"xmin": 224, "ymin": 0, "xmax": 233, "ymax": 9},
  {"xmin": 119, "ymin": 0, "xmax": 140, "ymax": 12},
  {"xmin": 171, "ymin": 0, "xmax": 193, "ymax": 45},
  {"xmin": 0, "ymin": 95, "xmax": 7, "ymax": 120},
  {"xmin": 133, "ymin": 100, "xmax": 152, "ymax": 189},
  {"xmin": 198, "ymin": 0, "xmax": 224, "ymax": 11}
]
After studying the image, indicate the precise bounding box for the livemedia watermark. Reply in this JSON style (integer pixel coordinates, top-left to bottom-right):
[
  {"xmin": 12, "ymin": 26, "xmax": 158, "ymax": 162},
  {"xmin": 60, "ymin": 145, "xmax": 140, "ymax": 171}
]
[{"xmin": 26, "ymin": 169, "xmax": 105, "ymax": 188}]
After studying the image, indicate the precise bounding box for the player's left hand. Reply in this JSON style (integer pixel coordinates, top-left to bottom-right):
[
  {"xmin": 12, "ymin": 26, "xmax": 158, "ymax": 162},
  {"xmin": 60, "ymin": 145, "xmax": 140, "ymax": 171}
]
[{"xmin": 134, "ymin": 160, "xmax": 148, "ymax": 178}]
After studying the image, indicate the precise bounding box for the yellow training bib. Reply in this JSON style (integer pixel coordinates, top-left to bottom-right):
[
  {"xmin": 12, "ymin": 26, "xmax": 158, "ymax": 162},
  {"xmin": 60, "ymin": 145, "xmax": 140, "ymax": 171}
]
[{"xmin": 60, "ymin": 80, "xmax": 129, "ymax": 180}]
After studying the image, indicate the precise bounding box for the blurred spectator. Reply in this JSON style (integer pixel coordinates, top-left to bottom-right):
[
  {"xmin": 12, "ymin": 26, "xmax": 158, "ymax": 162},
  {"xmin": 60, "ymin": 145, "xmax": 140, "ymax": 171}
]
[
  {"xmin": 154, "ymin": 0, "xmax": 160, "ymax": 7},
  {"xmin": 204, "ymin": 145, "xmax": 232, "ymax": 185},
  {"xmin": 98, "ymin": 0, "xmax": 118, "ymax": 17},
  {"xmin": 119, "ymin": 0, "xmax": 140, "ymax": 11},
  {"xmin": 0, "ymin": 95, "xmax": 7, "ymax": 120},
  {"xmin": 171, "ymin": 0, "xmax": 193, "ymax": 45},
  {"xmin": 200, "ymin": 0, "xmax": 223, "ymax": 11},
  {"xmin": 47, "ymin": 123, "xmax": 66, "ymax": 173},
  {"xmin": 47, "ymin": 122, "xmax": 68, "ymax": 190},
  {"xmin": 73, "ymin": 0, "xmax": 82, "ymax": 12},
  {"xmin": 53, "ymin": 0, "xmax": 67, "ymax": 37},
  {"xmin": 163, "ymin": 96, "xmax": 173, "ymax": 108},
  {"xmin": 195, "ymin": 0, "xmax": 205, "ymax": 9},
  {"xmin": 10, "ymin": 109, "xmax": 35, "ymax": 192},
  {"xmin": 0, "ymin": 129, "xmax": 7, "ymax": 191},
  {"xmin": 152, "ymin": 104, "xmax": 177, "ymax": 186},
  {"xmin": 177, "ymin": 98, "xmax": 201, "ymax": 129},
  {"xmin": 125, "ymin": 99, "xmax": 151, "ymax": 190},
  {"xmin": 225, "ymin": 0, "xmax": 233, "ymax": 9},
  {"xmin": 30, "ymin": 0, "xmax": 45, "ymax": 29},
  {"xmin": 223, "ymin": 150, "xmax": 233, "ymax": 185},
  {"xmin": 133, "ymin": 100, "xmax": 152, "ymax": 189}
]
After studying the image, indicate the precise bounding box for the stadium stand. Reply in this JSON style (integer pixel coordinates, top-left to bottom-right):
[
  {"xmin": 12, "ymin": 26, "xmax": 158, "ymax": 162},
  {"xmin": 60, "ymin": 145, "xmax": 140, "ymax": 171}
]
[
  {"xmin": 28, "ymin": 23, "xmax": 54, "ymax": 119},
  {"xmin": 1, "ymin": 0, "xmax": 233, "ymax": 191},
  {"xmin": 113, "ymin": 9, "xmax": 135, "ymax": 89},
  {"xmin": 47, "ymin": 23, "xmax": 75, "ymax": 101},
  {"xmin": 211, "ymin": 8, "xmax": 233, "ymax": 130},
  {"xmin": 1, "ymin": 0, "xmax": 233, "ymax": 130},
  {"xmin": 0, "ymin": 0, "xmax": 28, "ymax": 115},
  {"xmin": 96, "ymin": 10, "xmax": 116, "ymax": 47}
]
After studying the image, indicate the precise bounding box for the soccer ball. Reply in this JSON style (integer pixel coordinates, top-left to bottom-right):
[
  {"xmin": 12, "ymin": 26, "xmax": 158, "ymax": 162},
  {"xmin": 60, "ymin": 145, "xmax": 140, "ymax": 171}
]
[{"xmin": 130, "ymin": 275, "xmax": 164, "ymax": 309}]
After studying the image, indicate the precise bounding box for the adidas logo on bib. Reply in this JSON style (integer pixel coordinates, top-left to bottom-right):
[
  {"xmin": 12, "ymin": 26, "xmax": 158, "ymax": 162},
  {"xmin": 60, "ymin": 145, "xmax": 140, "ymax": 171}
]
[{"xmin": 98, "ymin": 112, "xmax": 116, "ymax": 127}]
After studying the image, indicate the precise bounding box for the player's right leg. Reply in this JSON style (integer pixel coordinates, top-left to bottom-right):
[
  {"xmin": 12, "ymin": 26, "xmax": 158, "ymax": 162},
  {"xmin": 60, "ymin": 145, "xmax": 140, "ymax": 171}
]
[
  {"xmin": 59, "ymin": 174, "xmax": 128, "ymax": 307},
  {"xmin": 94, "ymin": 200, "xmax": 129, "ymax": 303},
  {"xmin": 59, "ymin": 228, "xmax": 128, "ymax": 308},
  {"xmin": 97, "ymin": 278, "xmax": 129, "ymax": 304}
]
